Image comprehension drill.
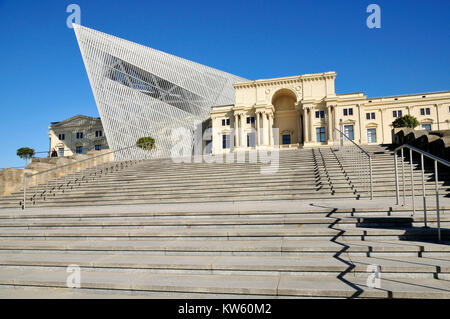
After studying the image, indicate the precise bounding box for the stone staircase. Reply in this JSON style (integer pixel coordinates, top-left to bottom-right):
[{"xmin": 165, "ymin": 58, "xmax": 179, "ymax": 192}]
[
  {"xmin": 0, "ymin": 203, "xmax": 448, "ymax": 298},
  {"xmin": 0, "ymin": 145, "xmax": 448, "ymax": 298},
  {"xmin": 0, "ymin": 145, "xmax": 448, "ymax": 208}
]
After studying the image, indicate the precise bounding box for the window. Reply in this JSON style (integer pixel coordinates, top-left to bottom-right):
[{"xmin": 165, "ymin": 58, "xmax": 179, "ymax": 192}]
[
  {"xmin": 95, "ymin": 144, "xmax": 102, "ymax": 151},
  {"xmin": 421, "ymin": 124, "xmax": 431, "ymax": 131},
  {"xmin": 366, "ymin": 112, "xmax": 375, "ymax": 120},
  {"xmin": 343, "ymin": 108, "xmax": 353, "ymax": 116},
  {"xmin": 366, "ymin": 113, "xmax": 370, "ymax": 120},
  {"xmin": 343, "ymin": 109, "xmax": 347, "ymax": 116},
  {"xmin": 367, "ymin": 129, "xmax": 377, "ymax": 143},
  {"xmin": 246, "ymin": 117, "xmax": 255, "ymax": 124},
  {"xmin": 371, "ymin": 112, "xmax": 376, "ymax": 119},
  {"xmin": 420, "ymin": 108, "xmax": 424, "ymax": 115},
  {"xmin": 315, "ymin": 111, "xmax": 325, "ymax": 119},
  {"xmin": 316, "ymin": 127, "xmax": 326, "ymax": 142},
  {"xmin": 205, "ymin": 140, "xmax": 212, "ymax": 154},
  {"xmin": 58, "ymin": 134, "xmax": 65, "ymax": 140},
  {"xmin": 75, "ymin": 146, "xmax": 83, "ymax": 154},
  {"xmin": 95, "ymin": 130, "xmax": 102, "ymax": 137},
  {"xmin": 420, "ymin": 108, "xmax": 430, "ymax": 116},
  {"xmin": 426, "ymin": 108, "xmax": 430, "ymax": 115},
  {"xmin": 344, "ymin": 125, "xmax": 354, "ymax": 141},
  {"xmin": 221, "ymin": 119, "xmax": 230, "ymax": 126},
  {"xmin": 394, "ymin": 110, "xmax": 404, "ymax": 117},
  {"xmin": 76, "ymin": 132, "xmax": 83, "ymax": 139},
  {"xmin": 222, "ymin": 134, "xmax": 230, "ymax": 149},
  {"xmin": 247, "ymin": 132, "xmax": 256, "ymax": 147},
  {"xmin": 58, "ymin": 148, "xmax": 64, "ymax": 157},
  {"xmin": 282, "ymin": 134, "xmax": 291, "ymax": 145}
]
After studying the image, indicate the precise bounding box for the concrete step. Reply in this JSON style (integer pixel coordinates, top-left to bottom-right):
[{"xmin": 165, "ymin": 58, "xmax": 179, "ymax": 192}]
[
  {"xmin": 0, "ymin": 267, "xmax": 448, "ymax": 298},
  {"xmin": 0, "ymin": 238, "xmax": 448, "ymax": 257},
  {"xmin": 0, "ymin": 252, "xmax": 448, "ymax": 278},
  {"xmin": 0, "ymin": 215, "xmax": 448, "ymax": 229}
]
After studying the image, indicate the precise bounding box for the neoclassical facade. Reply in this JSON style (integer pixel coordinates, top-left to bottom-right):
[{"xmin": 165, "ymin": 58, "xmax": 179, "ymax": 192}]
[
  {"xmin": 210, "ymin": 72, "xmax": 450, "ymax": 154},
  {"xmin": 49, "ymin": 115, "xmax": 109, "ymax": 157}
]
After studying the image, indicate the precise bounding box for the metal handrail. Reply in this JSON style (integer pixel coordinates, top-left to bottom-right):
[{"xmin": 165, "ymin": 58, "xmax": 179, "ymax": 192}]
[
  {"xmin": 393, "ymin": 144, "xmax": 449, "ymax": 242},
  {"xmin": 22, "ymin": 141, "xmax": 155, "ymax": 210},
  {"xmin": 334, "ymin": 128, "xmax": 374, "ymax": 199},
  {"xmin": 335, "ymin": 128, "xmax": 371, "ymax": 157}
]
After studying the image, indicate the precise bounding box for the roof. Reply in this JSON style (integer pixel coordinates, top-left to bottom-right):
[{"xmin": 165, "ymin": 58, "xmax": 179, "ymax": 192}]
[{"xmin": 49, "ymin": 115, "xmax": 102, "ymax": 128}]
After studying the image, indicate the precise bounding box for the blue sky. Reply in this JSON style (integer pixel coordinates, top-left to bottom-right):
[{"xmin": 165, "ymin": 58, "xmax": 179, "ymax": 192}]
[{"xmin": 0, "ymin": 0, "xmax": 449, "ymax": 168}]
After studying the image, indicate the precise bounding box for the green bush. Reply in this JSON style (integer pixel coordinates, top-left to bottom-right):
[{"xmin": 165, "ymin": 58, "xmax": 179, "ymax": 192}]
[
  {"xmin": 392, "ymin": 115, "xmax": 419, "ymax": 128},
  {"xmin": 136, "ymin": 137, "xmax": 156, "ymax": 151}
]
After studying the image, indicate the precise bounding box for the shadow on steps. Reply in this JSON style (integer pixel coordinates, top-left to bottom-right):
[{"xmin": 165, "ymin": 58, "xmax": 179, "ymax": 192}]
[{"xmin": 355, "ymin": 216, "xmax": 450, "ymax": 243}]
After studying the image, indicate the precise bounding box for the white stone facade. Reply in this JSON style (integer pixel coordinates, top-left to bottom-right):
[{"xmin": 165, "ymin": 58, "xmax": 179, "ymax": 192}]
[
  {"xmin": 49, "ymin": 115, "xmax": 109, "ymax": 157},
  {"xmin": 210, "ymin": 72, "xmax": 450, "ymax": 154}
]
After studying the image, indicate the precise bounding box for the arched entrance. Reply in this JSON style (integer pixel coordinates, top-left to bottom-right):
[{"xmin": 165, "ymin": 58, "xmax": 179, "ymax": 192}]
[{"xmin": 271, "ymin": 89, "xmax": 300, "ymax": 146}]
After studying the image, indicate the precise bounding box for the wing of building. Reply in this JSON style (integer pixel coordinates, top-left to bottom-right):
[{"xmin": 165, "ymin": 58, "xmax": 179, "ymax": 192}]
[
  {"xmin": 73, "ymin": 24, "xmax": 247, "ymax": 159},
  {"xmin": 210, "ymin": 74, "xmax": 450, "ymax": 154}
]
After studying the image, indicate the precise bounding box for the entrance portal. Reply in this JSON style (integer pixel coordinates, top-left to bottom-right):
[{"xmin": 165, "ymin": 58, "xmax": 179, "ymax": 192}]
[{"xmin": 272, "ymin": 89, "xmax": 299, "ymax": 146}]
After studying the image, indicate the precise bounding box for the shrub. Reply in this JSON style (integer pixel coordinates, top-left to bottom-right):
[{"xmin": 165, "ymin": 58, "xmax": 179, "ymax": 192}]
[
  {"xmin": 392, "ymin": 115, "xmax": 419, "ymax": 128},
  {"xmin": 136, "ymin": 137, "xmax": 156, "ymax": 151}
]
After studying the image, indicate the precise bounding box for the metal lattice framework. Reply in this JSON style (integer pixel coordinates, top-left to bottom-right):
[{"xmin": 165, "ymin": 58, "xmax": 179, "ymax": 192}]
[{"xmin": 73, "ymin": 24, "xmax": 246, "ymax": 159}]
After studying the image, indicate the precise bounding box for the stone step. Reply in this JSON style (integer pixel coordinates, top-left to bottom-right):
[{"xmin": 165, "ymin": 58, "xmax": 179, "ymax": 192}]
[
  {"xmin": 0, "ymin": 239, "xmax": 448, "ymax": 257},
  {"xmin": 0, "ymin": 267, "xmax": 448, "ymax": 298},
  {"xmin": 0, "ymin": 215, "xmax": 447, "ymax": 229},
  {"xmin": 0, "ymin": 252, "xmax": 448, "ymax": 277},
  {"xmin": 0, "ymin": 225, "xmax": 446, "ymax": 241}
]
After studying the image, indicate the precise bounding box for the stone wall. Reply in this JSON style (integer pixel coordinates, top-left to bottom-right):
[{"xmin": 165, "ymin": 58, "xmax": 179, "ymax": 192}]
[
  {"xmin": 0, "ymin": 149, "xmax": 115, "ymax": 196},
  {"xmin": 392, "ymin": 128, "xmax": 450, "ymax": 160}
]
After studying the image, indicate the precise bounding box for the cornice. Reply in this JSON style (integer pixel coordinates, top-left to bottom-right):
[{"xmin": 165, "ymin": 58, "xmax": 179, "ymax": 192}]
[{"xmin": 233, "ymin": 72, "xmax": 337, "ymax": 90}]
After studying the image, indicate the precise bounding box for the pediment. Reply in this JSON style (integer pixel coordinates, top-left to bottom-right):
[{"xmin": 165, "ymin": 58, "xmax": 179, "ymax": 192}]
[{"xmin": 52, "ymin": 115, "xmax": 100, "ymax": 128}]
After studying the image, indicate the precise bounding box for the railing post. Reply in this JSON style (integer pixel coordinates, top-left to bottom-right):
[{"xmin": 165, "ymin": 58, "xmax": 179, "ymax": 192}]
[
  {"xmin": 23, "ymin": 174, "xmax": 27, "ymax": 210},
  {"xmin": 409, "ymin": 148, "xmax": 415, "ymax": 216},
  {"xmin": 369, "ymin": 156, "xmax": 373, "ymax": 200},
  {"xmin": 401, "ymin": 148, "xmax": 406, "ymax": 206},
  {"xmin": 394, "ymin": 151, "xmax": 399, "ymax": 205},
  {"xmin": 420, "ymin": 154, "xmax": 427, "ymax": 227},
  {"xmin": 434, "ymin": 160, "xmax": 441, "ymax": 242}
]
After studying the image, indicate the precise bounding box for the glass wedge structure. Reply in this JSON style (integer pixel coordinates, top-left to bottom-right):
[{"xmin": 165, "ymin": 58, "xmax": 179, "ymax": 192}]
[{"xmin": 73, "ymin": 24, "xmax": 246, "ymax": 159}]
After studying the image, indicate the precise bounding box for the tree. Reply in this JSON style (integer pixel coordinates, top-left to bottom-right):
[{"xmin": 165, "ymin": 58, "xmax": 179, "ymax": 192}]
[
  {"xmin": 136, "ymin": 137, "xmax": 156, "ymax": 151},
  {"xmin": 392, "ymin": 115, "xmax": 419, "ymax": 129},
  {"xmin": 16, "ymin": 147, "xmax": 35, "ymax": 166}
]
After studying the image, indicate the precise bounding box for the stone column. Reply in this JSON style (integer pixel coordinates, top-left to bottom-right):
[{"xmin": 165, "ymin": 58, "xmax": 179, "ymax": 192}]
[
  {"xmin": 303, "ymin": 107, "xmax": 309, "ymax": 142},
  {"xmin": 234, "ymin": 113, "xmax": 239, "ymax": 147},
  {"xmin": 268, "ymin": 113, "xmax": 274, "ymax": 146},
  {"xmin": 239, "ymin": 114, "xmax": 244, "ymax": 148},
  {"xmin": 255, "ymin": 111, "xmax": 261, "ymax": 146},
  {"xmin": 309, "ymin": 106, "xmax": 314, "ymax": 142},
  {"xmin": 297, "ymin": 106, "xmax": 302, "ymax": 144},
  {"xmin": 327, "ymin": 105, "xmax": 333, "ymax": 142},
  {"xmin": 262, "ymin": 112, "xmax": 268, "ymax": 145}
]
